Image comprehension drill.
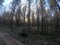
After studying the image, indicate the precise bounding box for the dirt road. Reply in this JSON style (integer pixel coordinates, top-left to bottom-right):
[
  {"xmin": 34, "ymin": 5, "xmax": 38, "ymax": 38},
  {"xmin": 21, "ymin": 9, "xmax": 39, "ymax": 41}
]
[{"xmin": 0, "ymin": 31, "xmax": 25, "ymax": 45}]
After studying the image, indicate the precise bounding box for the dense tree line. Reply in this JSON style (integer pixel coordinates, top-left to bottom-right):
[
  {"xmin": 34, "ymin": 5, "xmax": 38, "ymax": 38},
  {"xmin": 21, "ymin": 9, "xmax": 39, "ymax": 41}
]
[{"xmin": 0, "ymin": 0, "xmax": 60, "ymax": 34}]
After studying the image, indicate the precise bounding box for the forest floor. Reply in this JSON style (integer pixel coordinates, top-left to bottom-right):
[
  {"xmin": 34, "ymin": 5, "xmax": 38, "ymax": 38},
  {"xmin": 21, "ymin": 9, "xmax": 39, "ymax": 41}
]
[
  {"xmin": 0, "ymin": 25, "xmax": 25, "ymax": 45},
  {"xmin": 0, "ymin": 25, "xmax": 60, "ymax": 45}
]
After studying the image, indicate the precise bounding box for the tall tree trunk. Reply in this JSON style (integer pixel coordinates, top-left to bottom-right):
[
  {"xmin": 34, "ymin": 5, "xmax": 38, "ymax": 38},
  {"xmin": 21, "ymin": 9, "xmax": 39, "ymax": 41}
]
[
  {"xmin": 24, "ymin": 10, "xmax": 25, "ymax": 29},
  {"xmin": 32, "ymin": 11, "xmax": 34, "ymax": 26},
  {"xmin": 40, "ymin": 0, "xmax": 44, "ymax": 33},
  {"xmin": 55, "ymin": 11, "xmax": 59, "ymax": 30},
  {"xmin": 11, "ymin": 12, "xmax": 13, "ymax": 27},
  {"xmin": 37, "ymin": 7, "xmax": 40, "ymax": 32},
  {"xmin": 27, "ymin": 0, "xmax": 30, "ymax": 33},
  {"xmin": 17, "ymin": 8, "xmax": 21, "ymax": 26}
]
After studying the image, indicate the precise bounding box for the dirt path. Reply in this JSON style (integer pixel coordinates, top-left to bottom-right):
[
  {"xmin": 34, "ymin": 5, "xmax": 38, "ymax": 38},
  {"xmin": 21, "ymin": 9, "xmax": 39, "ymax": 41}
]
[{"xmin": 0, "ymin": 32, "xmax": 25, "ymax": 45}]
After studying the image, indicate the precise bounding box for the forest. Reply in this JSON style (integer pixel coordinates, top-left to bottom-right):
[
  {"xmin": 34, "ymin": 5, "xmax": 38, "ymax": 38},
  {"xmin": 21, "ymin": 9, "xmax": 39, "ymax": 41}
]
[{"xmin": 0, "ymin": 0, "xmax": 60, "ymax": 45}]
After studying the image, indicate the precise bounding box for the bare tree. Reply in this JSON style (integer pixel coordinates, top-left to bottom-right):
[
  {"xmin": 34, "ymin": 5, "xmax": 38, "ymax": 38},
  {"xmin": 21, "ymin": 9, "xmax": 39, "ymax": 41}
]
[
  {"xmin": 32, "ymin": 11, "xmax": 35, "ymax": 26},
  {"xmin": 27, "ymin": 0, "xmax": 30, "ymax": 32},
  {"xmin": 40, "ymin": 0, "xmax": 44, "ymax": 33},
  {"xmin": 22, "ymin": 5, "xmax": 26, "ymax": 29}
]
